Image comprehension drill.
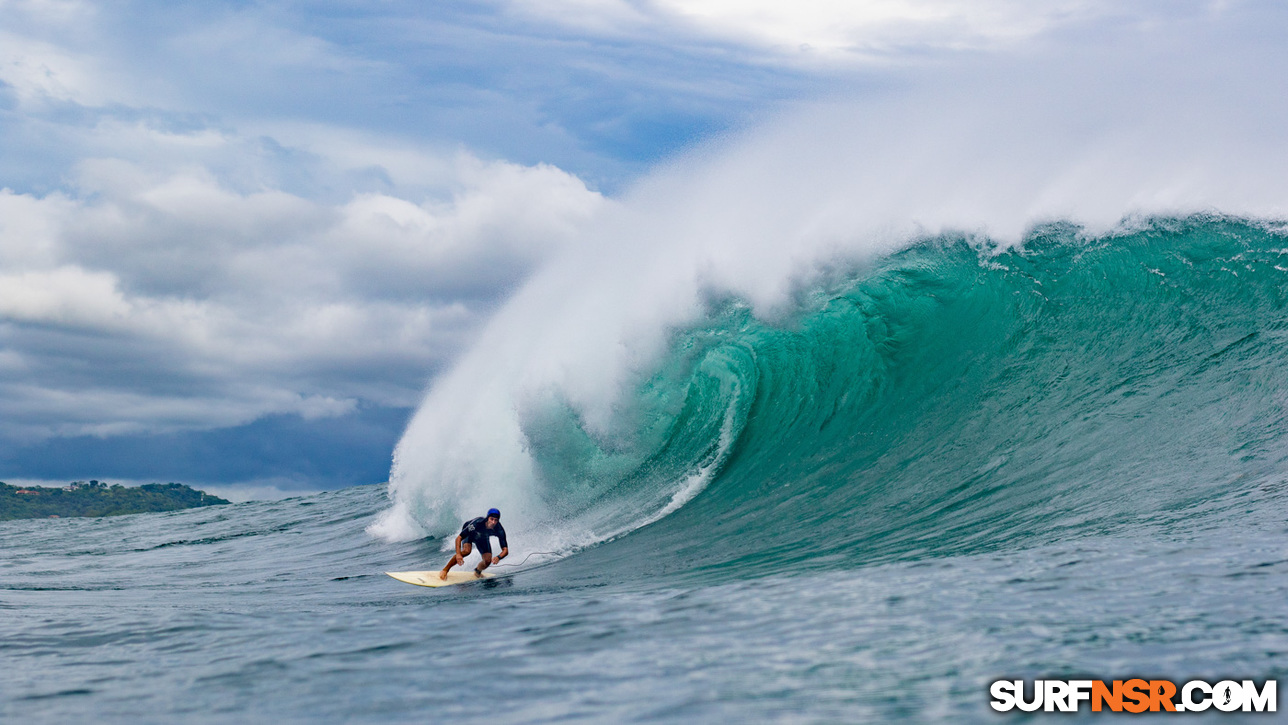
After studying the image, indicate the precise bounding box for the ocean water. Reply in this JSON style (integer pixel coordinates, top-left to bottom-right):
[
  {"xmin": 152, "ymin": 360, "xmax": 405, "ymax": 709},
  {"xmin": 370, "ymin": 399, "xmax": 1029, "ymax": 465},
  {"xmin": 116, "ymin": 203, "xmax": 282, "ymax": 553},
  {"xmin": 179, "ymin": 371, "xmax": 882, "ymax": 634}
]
[{"xmin": 5, "ymin": 217, "xmax": 1288, "ymax": 722}]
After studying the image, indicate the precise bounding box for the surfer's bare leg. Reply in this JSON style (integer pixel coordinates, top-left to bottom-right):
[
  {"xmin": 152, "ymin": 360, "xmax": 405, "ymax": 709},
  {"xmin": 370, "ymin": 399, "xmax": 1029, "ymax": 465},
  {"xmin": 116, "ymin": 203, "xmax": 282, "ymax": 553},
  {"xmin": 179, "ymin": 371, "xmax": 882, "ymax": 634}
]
[
  {"xmin": 439, "ymin": 554, "xmax": 460, "ymax": 579},
  {"xmin": 474, "ymin": 552, "xmax": 494, "ymax": 577},
  {"xmin": 440, "ymin": 539, "xmax": 471, "ymax": 579}
]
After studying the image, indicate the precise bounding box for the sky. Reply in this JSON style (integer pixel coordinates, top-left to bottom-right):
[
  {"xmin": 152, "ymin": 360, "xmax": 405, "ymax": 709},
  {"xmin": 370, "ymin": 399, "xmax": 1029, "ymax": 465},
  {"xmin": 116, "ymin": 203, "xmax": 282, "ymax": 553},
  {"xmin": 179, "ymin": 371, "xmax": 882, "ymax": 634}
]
[{"xmin": 0, "ymin": 0, "xmax": 1283, "ymax": 497}]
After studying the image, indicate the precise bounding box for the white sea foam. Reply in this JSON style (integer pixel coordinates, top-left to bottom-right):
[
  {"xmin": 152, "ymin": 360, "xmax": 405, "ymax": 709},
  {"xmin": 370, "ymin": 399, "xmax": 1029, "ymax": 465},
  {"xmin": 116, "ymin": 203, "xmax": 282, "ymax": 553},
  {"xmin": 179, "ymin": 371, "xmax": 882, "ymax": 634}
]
[{"xmin": 369, "ymin": 48, "xmax": 1288, "ymax": 555}]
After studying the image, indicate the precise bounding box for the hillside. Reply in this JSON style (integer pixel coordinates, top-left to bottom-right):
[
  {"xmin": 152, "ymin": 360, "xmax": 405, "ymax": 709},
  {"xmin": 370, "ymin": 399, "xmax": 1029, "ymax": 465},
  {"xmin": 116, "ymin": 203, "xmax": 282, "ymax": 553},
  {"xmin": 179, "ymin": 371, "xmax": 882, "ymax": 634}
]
[{"xmin": 0, "ymin": 481, "xmax": 230, "ymax": 521}]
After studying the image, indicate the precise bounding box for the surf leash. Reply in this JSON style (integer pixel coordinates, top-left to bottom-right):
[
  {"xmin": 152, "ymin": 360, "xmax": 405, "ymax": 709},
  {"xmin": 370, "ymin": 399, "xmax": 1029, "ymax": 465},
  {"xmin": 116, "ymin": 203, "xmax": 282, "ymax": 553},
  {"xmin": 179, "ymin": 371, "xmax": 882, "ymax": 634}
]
[{"xmin": 492, "ymin": 551, "xmax": 560, "ymax": 567}]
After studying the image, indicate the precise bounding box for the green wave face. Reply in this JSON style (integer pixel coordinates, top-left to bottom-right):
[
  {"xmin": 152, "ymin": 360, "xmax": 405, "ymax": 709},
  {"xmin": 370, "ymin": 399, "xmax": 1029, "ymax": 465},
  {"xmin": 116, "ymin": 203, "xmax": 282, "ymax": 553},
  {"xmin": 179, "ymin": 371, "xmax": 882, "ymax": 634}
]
[{"xmin": 520, "ymin": 217, "xmax": 1288, "ymax": 578}]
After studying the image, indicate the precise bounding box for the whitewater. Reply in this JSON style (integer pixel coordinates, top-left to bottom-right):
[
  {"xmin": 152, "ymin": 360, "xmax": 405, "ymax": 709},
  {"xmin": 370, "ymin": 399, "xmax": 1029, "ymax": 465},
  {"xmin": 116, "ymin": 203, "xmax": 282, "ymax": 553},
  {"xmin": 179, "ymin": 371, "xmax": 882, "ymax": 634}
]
[{"xmin": 6, "ymin": 63, "xmax": 1288, "ymax": 721}]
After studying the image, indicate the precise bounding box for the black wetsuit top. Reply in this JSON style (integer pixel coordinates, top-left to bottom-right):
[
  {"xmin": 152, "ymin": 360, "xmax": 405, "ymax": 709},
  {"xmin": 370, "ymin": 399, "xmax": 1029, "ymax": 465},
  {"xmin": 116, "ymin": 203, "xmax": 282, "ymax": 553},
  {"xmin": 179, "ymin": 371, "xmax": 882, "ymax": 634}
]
[{"xmin": 459, "ymin": 517, "xmax": 507, "ymax": 554}]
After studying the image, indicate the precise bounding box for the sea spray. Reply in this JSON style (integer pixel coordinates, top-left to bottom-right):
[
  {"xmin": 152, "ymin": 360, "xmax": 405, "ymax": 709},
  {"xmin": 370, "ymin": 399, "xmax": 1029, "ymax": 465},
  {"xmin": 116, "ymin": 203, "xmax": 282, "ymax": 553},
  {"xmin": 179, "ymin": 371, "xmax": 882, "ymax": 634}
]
[{"xmin": 372, "ymin": 64, "xmax": 1288, "ymax": 558}]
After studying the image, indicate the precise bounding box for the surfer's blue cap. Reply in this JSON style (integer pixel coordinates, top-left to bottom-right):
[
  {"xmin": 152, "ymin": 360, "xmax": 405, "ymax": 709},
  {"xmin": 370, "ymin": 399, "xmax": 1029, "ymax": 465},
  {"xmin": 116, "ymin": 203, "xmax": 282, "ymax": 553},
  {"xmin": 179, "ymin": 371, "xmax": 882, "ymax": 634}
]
[{"xmin": 487, "ymin": 508, "xmax": 500, "ymax": 518}]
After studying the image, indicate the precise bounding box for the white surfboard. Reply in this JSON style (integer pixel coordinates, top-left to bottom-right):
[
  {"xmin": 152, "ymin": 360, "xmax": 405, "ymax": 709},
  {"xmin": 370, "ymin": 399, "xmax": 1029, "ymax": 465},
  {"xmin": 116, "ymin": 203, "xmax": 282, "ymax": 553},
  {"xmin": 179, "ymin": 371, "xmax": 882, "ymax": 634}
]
[{"xmin": 386, "ymin": 570, "xmax": 495, "ymax": 587}]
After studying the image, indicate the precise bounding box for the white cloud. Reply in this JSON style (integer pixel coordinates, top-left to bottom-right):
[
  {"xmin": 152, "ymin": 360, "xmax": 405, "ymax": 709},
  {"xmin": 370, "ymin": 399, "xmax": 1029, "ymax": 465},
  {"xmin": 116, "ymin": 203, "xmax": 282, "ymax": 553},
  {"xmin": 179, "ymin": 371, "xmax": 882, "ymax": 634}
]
[
  {"xmin": 0, "ymin": 0, "xmax": 90, "ymax": 22},
  {"xmin": 0, "ymin": 145, "xmax": 604, "ymax": 442},
  {"xmin": 0, "ymin": 266, "xmax": 131, "ymax": 328},
  {"xmin": 236, "ymin": 122, "xmax": 463, "ymax": 190},
  {"xmin": 505, "ymin": 0, "xmax": 656, "ymax": 34},
  {"xmin": 507, "ymin": 0, "xmax": 1217, "ymax": 62},
  {"xmin": 0, "ymin": 188, "xmax": 70, "ymax": 266},
  {"xmin": 0, "ymin": 30, "xmax": 133, "ymax": 107},
  {"xmin": 0, "ymin": 32, "xmax": 88, "ymax": 103},
  {"xmin": 167, "ymin": 10, "xmax": 382, "ymax": 76},
  {"xmin": 658, "ymin": 0, "xmax": 1082, "ymax": 52}
]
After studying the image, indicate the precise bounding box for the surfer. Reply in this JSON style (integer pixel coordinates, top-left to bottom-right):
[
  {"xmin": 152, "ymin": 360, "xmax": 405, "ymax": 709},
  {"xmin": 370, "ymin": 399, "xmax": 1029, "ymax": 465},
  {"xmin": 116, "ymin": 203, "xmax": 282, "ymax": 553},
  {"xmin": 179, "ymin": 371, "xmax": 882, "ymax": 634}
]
[{"xmin": 439, "ymin": 508, "xmax": 508, "ymax": 579}]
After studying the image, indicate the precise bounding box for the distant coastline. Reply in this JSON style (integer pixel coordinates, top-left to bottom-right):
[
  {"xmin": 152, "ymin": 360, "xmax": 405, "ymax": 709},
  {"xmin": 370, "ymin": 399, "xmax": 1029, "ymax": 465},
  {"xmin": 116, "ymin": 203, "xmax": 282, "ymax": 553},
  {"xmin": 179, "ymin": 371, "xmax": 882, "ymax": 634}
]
[{"xmin": 0, "ymin": 481, "xmax": 230, "ymax": 521}]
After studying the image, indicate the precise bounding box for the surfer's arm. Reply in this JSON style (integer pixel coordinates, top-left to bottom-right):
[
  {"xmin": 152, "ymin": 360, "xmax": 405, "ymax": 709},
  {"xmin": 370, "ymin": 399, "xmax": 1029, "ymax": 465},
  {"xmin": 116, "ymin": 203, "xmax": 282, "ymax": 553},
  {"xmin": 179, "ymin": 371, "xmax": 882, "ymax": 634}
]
[{"xmin": 496, "ymin": 546, "xmax": 508, "ymax": 561}]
